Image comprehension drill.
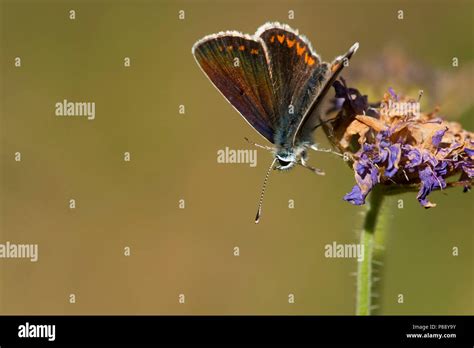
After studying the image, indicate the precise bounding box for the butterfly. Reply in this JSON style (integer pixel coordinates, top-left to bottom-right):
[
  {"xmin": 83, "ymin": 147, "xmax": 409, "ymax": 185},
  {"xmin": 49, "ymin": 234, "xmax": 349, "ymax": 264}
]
[{"xmin": 192, "ymin": 22, "xmax": 358, "ymax": 222}]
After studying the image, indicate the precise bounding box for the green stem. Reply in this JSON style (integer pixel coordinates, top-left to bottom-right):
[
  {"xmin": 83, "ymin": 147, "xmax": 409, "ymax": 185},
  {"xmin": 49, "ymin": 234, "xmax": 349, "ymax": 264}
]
[{"xmin": 356, "ymin": 187, "xmax": 386, "ymax": 315}]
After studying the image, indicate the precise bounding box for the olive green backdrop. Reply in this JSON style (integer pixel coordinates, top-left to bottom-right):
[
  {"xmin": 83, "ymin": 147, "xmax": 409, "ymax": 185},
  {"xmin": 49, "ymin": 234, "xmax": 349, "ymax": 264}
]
[{"xmin": 0, "ymin": 0, "xmax": 472, "ymax": 314}]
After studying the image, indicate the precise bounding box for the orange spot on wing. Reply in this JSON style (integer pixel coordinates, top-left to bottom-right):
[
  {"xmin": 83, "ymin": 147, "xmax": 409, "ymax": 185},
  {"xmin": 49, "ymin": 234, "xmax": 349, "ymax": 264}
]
[
  {"xmin": 250, "ymin": 48, "xmax": 259, "ymax": 55},
  {"xmin": 239, "ymin": 45, "xmax": 245, "ymax": 51},
  {"xmin": 277, "ymin": 34, "xmax": 285, "ymax": 44},
  {"xmin": 286, "ymin": 38, "xmax": 296, "ymax": 48},
  {"xmin": 296, "ymin": 42, "xmax": 306, "ymax": 56},
  {"xmin": 270, "ymin": 36, "xmax": 275, "ymax": 43},
  {"xmin": 307, "ymin": 56, "xmax": 316, "ymax": 66},
  {"xmin": 227, "ymin": 46, "xmax": 233, "ymax": 51},
  {"xmin": 304, "ymin": 52, "xmax": 309, "ymax": 63}
]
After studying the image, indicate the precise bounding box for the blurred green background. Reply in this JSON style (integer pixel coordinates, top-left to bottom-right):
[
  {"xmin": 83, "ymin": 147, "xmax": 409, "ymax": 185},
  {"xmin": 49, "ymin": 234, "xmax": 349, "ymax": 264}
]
[{"xmin": 0, "ymin": 0, "xmax": 472, "ymax": 315}]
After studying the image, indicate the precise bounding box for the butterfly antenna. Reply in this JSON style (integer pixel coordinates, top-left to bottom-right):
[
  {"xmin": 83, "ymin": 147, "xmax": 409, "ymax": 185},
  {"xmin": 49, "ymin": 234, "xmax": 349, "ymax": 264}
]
[{"xmin": 255, "ymin": 158, "xmax": 277, "ymax": 224}]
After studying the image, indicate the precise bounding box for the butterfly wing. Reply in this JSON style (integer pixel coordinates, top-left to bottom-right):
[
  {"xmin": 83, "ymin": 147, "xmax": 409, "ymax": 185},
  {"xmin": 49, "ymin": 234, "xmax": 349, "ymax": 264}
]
[
  {"xmin": 192, "ymin": 33, "xmax": 278, "ymax": 143},
  {"xmin": 256, "ymin": 23, "xmax": 331, "ymax": 147},
  {"xmin": 294, "ymin": 43, "xmax": 360, "ymax": 144}
]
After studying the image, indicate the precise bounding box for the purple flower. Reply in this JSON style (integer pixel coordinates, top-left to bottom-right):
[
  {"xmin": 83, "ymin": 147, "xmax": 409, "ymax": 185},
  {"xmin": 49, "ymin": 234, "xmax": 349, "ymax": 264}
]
[
  {"xmin": 344, "ymin": 159, "xmax": 379, "ymax": 205},
  {"xmin": 385, "ymin": 144, "xmax": 401, "ymax": 177},
  {"xmin": 344, "ymin": 185, "xmax": 365, "ymax": 205},
  {"xmin": 404, "ymin": 146, "xmax": 423, "ymax": 168},
  {"xmin": 417, "ymin": 166, "xmax": 446, "ymax": 207},
  {"xmin": 388, "ymin": 87, "xmax": 399, "ymax": 101},
  {"xmin": 330, "ymin": 82, "xmax": 473, "ymax": 209},
  {"xmin": 465, "ymin": 147, "xmax": 474, "ymax": 157},
  {"xmin": 432, "ymin": 128, "xmax": 447, "ymax": 148},
  {"xmin": 422, "ymin": 152, "xmax": 438, "ymax": 167}
]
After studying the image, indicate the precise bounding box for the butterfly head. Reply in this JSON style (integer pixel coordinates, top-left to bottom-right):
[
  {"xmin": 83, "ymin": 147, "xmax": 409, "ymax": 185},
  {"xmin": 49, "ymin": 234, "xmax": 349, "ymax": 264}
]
[{"xmin": 275, "ymin": 150, "xmax": 297, "ymax": 171}]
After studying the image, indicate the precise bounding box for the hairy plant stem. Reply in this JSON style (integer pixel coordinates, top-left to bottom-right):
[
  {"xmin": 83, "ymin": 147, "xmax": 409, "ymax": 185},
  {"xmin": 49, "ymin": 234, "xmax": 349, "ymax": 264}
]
[{"xmin": 356, "ymin": 187, "xmax": 386, "ymax": 315}]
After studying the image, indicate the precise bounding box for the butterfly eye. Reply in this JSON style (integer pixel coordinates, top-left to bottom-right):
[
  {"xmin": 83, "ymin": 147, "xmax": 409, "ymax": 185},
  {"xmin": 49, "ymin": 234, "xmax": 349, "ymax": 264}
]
[{"xmin": 277, "ymin": 158, "xmax": 291, "ymax": 168}]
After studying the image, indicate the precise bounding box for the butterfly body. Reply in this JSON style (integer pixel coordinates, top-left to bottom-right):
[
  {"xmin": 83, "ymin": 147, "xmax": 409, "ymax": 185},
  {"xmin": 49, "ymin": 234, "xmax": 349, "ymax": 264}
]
[{"xmin": 192, "ymin": 22, "xmax": 358, "ymax": 220}]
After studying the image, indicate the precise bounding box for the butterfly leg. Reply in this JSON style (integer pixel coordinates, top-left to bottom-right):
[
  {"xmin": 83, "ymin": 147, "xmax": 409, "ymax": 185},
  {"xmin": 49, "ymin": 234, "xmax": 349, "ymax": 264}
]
[
  {"xmin": 311, "ymin": 145, "xmax": 355, "ymax": 163},
  {"xmin": 310, "ymin": 144, "xmax": 344, "ymax": 158},
  {"xmin": 244, "ymin": 137, "xmax": 273, "ymax": 150},
  {"xmin": 298, "ymin": 159, "xmax": 325, "ymax": 176}
]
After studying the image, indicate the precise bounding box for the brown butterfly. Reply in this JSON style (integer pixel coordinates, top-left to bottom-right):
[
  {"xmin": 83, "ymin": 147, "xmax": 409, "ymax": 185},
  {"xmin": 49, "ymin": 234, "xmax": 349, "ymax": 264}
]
[{"xmin": 193, "ymin": 22, "xmax": 358, "ymax": 222}]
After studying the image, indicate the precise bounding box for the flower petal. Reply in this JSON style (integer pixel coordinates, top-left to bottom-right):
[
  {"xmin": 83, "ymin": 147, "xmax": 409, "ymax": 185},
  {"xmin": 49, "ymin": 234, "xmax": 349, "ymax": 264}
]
[
  {"xmin": 385, "ymin": 144, "xmax": 401, "ymax": 177},
  {"xmin": 343, "ymin": 185, "xmax": 365, "ymax": 205},
  {"xmin": 432, "ymin": 128, "xmax": 447, "ymax": 148},
  {"xmin": 416, "ymin": 166, "xmax": 446, "ymax": 208}
]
